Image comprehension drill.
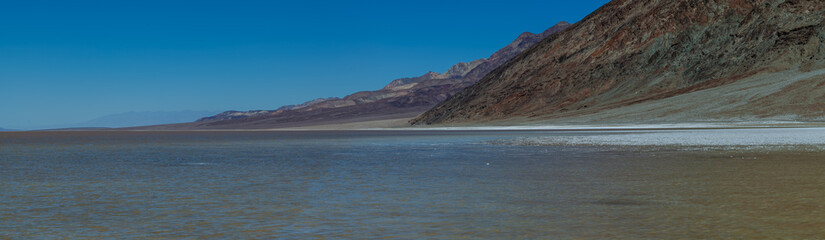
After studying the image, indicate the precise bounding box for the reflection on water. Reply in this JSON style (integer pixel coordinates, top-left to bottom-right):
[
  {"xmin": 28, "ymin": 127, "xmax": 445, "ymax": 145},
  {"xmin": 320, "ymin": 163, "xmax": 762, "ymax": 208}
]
[{"xmin": 1, "ymin": 130, "xmax": 824, "ymax": 239}]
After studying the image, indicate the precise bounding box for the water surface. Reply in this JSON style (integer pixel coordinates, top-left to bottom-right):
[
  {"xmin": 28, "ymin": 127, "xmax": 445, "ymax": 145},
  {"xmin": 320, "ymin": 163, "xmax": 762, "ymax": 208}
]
[{"xmin": 1, "ymin": 130, "xmax": 824, "ymax": 239}]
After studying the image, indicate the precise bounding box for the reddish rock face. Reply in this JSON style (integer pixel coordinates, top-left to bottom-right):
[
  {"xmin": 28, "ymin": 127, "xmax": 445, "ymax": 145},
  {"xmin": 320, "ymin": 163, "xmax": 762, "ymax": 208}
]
[
  {"xmin": 191, "ymin": 22, "xmax": 570, "ymax": 129},
  {"xmin": 412, "ymin": 0, "xmax": 825, "ymax": 125}
]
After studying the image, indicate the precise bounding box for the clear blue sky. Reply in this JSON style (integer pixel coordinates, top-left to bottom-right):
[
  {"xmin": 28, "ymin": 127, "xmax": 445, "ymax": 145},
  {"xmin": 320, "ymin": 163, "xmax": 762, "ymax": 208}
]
[{"xmin": 0, "ymin": 0, "xmax": 610, "ymax": 128}]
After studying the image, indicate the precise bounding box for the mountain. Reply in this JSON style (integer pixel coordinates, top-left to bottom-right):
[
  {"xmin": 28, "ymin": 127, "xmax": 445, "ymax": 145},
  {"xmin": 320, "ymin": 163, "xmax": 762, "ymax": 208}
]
[
  {"xmin": 156, "ymin": 22, "xmax": 571, "ymax": 129},
  {"xmin": 75, "ymin": 111, "xmax": 221, "ymax": 128},
  {"xmin": 412, "ymin": 0, "xmax": 825, "ymax": 125}
]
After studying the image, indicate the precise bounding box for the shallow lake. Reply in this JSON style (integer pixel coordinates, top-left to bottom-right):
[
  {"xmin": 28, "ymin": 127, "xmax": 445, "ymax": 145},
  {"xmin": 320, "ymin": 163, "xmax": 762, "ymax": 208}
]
[{"xmin": 1, "ymin": 130, "xmax": 824, "ymax": 239}]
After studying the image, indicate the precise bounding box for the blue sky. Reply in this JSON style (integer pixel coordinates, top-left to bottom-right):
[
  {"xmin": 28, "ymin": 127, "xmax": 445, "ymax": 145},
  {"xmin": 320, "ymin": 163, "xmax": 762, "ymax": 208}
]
[{"xmin": 0, "ymin": 0, "xmax": 610, "ymax": 128}]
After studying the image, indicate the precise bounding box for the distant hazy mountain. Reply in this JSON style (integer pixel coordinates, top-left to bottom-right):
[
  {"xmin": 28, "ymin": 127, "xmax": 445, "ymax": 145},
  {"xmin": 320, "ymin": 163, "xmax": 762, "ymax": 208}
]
[
  {"xmin": 73, "ymin": 111, "xmax": 221, "ymax": 128},
  {"xmin": 144, "ymin": 22, "xmax": 571, "ymax": 130}
]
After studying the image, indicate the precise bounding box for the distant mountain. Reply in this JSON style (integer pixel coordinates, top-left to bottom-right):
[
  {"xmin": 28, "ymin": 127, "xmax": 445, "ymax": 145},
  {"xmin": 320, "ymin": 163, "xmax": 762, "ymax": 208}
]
[
  {"xmin": 149, "ymin": 22, "xmax": 570, "ymax": 129},
  {"xmin": 0, "ymin": 127, "xmax": 15, "ymax": 132},
  {"xmin": 196, "ymin": 97, "xmax": 342, "ymax": 122},
  {"xmin": 75, "ymin": 111, "xmax": 220, "ymax": 128},
  {"xmin": 413, "ymin": 0, "xmax": 825, "ymax": 125}
]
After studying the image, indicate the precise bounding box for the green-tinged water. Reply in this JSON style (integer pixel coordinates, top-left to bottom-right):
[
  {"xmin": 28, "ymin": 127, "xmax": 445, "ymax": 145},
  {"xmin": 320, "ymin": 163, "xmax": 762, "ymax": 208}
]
[{"xmin": 1, "ymin": 130, "xmax": 824, "ymax": 239}]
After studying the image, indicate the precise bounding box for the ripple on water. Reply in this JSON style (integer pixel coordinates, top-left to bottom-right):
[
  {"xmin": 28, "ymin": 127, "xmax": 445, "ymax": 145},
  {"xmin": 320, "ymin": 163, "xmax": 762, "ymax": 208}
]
[{"xmin": 1, "ymin": 130, "xmax": 825, "ymax": 239}]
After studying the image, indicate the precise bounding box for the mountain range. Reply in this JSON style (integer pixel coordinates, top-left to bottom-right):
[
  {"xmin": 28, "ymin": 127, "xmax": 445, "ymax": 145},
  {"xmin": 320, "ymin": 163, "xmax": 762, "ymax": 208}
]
[
  {"xmin": 413, "ymin": 0, "xmax": 825, "ymax": 125},
  {"xmin": 10, "ymin": 111, "xmax": 219, "ymax": 130},
  {"xmin": 139, "ymin": 22, "xmax": 571, "ymax": 129},
  {"xmin": 140, "ymin": 0, "xmax": 825, "ymax": 129}
]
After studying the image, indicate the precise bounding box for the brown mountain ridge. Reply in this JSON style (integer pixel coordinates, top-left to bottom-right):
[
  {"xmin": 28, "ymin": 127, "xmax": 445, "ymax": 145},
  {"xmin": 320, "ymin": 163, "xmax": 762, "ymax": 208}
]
[{"xmin": 412, "ymin": 0, "xmax": 825, "ymax": 126}]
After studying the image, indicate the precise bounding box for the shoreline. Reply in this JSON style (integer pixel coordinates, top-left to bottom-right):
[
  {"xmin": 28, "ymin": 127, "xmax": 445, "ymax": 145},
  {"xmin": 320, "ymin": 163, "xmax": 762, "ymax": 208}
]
[
  {"xmin": 8, "ymin": 124, "xmax": 825, "ymax": 150},
  {"xmin": 279, "ymin": 120, "xmax": 825, "ymax": 131},
  {"xmin": 10, "ymin": 119, "xmax": 825, "ymax": 132}
]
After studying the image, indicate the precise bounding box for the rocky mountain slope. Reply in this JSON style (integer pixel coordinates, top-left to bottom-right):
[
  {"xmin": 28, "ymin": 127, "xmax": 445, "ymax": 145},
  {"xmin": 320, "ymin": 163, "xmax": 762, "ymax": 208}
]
[
  {"xmin": 412, "ymin": 0, "xmax": 825, "ymax": 125},
  {"xmin": 167, "ymin": 22, "xmax": 571, "ymax": 129}
]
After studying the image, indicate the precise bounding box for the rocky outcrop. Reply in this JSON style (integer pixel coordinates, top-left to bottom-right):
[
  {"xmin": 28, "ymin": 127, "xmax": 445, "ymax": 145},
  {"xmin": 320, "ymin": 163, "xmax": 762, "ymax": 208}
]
[
  {"xmin": 188, "ymin": 22, "xmax": 571, "ymax": 129},
  {"xmin": 412, "ymin": 0, "xmax": 825, "ymax": 125}
]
